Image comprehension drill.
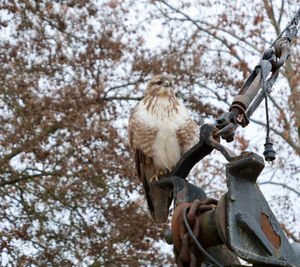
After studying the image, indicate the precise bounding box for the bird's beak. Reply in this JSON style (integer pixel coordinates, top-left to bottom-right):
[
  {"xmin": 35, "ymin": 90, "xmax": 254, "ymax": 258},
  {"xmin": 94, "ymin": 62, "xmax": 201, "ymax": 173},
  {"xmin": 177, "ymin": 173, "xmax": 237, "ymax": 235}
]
[{"xmin": 163, "ymin": 80, "xmax": 171, "ymax": 87}]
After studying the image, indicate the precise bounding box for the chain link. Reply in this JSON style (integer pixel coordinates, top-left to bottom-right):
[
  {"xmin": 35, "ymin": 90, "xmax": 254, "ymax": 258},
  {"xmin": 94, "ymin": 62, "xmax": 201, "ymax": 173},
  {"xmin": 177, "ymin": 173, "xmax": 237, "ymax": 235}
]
[{"xmin": 174, "ymin": 198, "xmax": 219, "ymax": 267}]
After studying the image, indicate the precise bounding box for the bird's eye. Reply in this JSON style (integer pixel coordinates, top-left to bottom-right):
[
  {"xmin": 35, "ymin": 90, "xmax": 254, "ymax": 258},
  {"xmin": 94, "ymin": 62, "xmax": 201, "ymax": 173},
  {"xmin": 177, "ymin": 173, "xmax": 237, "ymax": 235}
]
[{"xmin": 156, "ymin": 81, "xmax": 163, "ymax": 85}]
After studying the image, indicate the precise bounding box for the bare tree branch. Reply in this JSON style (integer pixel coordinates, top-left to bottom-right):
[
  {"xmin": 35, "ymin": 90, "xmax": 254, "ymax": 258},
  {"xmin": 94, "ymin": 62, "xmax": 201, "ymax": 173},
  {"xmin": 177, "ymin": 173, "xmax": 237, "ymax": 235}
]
[
  {"xmin": 250, "ymin": 118, "xmax": 300, "ymax": 154},
  {"xmin": 263, "ymin": 0, "xmax": 280, "ymax": 34},
  {"xmin": 156, "ymin": 0, "xmax": 252, "ymax": 72},
  {"xmin": 259, "ymin": 181, "xmax": 300, "ymax": 197},
  {"xmin": 281, "ymin": 223, "xmax": 300, "ymax": 243}
]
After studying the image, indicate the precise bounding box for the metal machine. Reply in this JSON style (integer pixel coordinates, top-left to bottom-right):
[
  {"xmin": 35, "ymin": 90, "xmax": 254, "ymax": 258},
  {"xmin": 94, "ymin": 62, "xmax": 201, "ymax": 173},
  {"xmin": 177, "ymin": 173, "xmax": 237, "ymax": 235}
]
[{"xmin": 150, "ymin": 8, "xmax": 300, "ymax": 267}]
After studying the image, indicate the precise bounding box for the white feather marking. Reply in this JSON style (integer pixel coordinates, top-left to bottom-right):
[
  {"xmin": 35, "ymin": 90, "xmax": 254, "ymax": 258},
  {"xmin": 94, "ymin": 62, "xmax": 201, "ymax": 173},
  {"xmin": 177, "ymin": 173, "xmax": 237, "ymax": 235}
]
[{"xmin": 135, "ymin": 97, "xmax": 191, "ymax": 170}]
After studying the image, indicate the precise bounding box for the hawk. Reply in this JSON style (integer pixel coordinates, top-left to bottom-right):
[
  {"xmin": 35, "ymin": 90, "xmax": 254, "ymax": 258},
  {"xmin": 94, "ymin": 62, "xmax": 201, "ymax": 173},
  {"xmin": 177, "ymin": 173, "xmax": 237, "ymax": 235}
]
[{"xmin": 128, "ymin": 74, "xmax": 199, "ymax": 223}]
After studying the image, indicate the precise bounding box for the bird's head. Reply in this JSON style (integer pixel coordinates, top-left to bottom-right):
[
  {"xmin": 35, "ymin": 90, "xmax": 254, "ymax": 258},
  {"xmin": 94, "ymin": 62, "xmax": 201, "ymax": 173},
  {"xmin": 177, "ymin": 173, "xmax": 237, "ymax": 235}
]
[{"xmin": 144, "ymin": 74, "xmax": 175, "ymax": 98}]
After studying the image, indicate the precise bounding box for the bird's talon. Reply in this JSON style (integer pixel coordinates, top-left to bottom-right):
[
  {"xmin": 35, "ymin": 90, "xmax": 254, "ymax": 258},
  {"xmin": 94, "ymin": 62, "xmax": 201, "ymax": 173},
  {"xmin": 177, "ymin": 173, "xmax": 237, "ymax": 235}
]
[{"xmin": 149, "ymin": 175, "xmax": 158, "ymax": 183}]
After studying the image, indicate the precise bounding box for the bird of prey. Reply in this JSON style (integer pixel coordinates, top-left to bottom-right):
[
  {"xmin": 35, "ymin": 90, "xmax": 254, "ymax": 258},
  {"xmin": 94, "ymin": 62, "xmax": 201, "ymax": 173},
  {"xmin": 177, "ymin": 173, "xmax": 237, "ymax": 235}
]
[{"xmin": 128, "ymin": 74, "xmax": 199, "ymax": 223}]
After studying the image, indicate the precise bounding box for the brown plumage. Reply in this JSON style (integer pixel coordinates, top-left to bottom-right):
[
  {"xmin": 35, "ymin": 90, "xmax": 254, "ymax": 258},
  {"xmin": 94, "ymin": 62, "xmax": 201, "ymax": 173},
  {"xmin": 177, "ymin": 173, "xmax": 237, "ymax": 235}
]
[{"xmin": 128, "ymin": 74, "xmax": 199, "ymax": 223}]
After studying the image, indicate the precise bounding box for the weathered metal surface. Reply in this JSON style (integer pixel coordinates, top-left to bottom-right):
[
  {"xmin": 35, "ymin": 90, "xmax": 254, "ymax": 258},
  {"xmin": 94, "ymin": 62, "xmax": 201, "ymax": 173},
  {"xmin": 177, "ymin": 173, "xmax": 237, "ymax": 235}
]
[
  {"xmin": 214, "ymin": 195, "xmax": 227, "ymax": 245},
  {"xmin": 291, "ymin": 243, "xmax": 300, "ymax": 265},
  {"xmin": 171, "ymin": 200, "xmax": 219, "ymax": 255},
  {"xmin": 226, "ymin": 152, "xmax": 299, "ymax": 266},
  {"xmin": 168, "ymin": 124, "xmax": 215, "ymax": 179},
  {"xmin": 171, "ymin": 199, "xmax": 240, "ymax": 267},
  {"xmin": 232, "ymin": 66, "xmax": 262, "ymax": 112},
  {"xmin": 261, "ymin": 213, "xmax": 281, "ymax": 249},
  {"xmin": 245, "ymin": 69, "xmax": 279, "ymax": 119},
  {"xmin": 154, "ymin": 175, "xmax": 207, "ymax": 207}
]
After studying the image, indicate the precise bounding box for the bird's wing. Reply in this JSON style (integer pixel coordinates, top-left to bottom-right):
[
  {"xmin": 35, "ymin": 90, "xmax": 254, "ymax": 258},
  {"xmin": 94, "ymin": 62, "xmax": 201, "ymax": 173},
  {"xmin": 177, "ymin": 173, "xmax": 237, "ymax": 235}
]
[
  {"xmin": 176, "ymin": 117, "xmax": 199, "ymax": 155},
  {"xmin": 135, "ymin": 149, "xmax": 155, "ymax": 220},
  {"xmin": 128, "ymin": 106, "xmax": 172, "ymax": 223},
  {"xmin": 128, "ymin": 105, "xmax": 158, "ymax": 180},
  {"xmin": 135, "ymin": 149, "xmax": 172, "ymax": 223}
]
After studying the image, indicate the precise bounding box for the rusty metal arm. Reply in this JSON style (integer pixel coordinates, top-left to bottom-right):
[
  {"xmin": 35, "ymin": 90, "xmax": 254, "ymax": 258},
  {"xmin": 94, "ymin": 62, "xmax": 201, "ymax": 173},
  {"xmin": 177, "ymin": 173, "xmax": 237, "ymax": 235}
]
[{"xmin": 214, "ymin": 7, "xmax": 300, "ymax": 142}]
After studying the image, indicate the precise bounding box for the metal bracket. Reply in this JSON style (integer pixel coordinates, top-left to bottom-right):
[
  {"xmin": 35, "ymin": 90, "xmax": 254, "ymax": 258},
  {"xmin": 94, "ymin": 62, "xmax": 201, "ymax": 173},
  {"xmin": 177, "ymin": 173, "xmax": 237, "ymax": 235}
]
[{"xmin": 225, "ymin": 153, "xmax": 299, "ymax": 266}]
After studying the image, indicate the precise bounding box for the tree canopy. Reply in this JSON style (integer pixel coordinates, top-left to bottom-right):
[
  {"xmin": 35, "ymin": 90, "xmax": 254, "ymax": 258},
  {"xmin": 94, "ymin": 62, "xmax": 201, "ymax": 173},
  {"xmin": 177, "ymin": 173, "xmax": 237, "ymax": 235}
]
[{"xmin": 0, "ymin": 0, "xmax": 299, "ymax": 266}]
